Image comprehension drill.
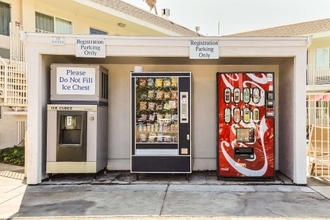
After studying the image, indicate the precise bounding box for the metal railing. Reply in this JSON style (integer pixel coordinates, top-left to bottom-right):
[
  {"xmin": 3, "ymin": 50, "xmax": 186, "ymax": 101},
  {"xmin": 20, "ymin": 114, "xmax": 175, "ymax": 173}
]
[
  {"xmin": 307, "ymin": 64, "xmax": 330, "ymax": 86},
  {"xmin": 306, "ymin": 93, "xmax": 330, "ymax": 178}
]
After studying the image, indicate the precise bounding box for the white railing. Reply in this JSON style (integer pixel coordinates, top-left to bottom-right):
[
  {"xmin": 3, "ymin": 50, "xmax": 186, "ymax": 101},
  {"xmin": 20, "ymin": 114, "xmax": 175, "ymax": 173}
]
[
  {"xmin": 306, "ymin": 93, "xmax": 330, "ymax": 178},
  {"xmin": 10, "ymin": 23, "xmax": 27, "ymax": 63},
  {"xmin": 0, "ymin": 57, "xmax": 7, "ymax": 103},
  {"xmin": 0, "ymin": 23, "xmax": 28, "ymax": 108},
  {"xmin": 307, "ymin": 64, "xmax": 330, "ymax": 86}
]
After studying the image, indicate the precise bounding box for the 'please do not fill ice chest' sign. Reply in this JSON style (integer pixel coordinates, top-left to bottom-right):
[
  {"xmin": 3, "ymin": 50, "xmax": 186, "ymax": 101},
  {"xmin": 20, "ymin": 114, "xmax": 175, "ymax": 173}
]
[{"xmin": 56, "ymin": 67, "xmax": 96, "ymax": 95}]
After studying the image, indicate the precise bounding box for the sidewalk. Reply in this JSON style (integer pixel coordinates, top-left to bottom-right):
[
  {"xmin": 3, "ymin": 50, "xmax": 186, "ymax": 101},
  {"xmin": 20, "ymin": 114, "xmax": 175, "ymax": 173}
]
[{"xmin": 1, "ymin": 163, "xmax": 330, "ymax": 220}]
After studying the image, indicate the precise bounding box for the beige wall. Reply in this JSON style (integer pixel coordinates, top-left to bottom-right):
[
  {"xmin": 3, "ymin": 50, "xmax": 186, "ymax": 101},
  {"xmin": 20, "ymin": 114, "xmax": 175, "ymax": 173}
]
[
  {"xmin": 40, "ymin": 60, "xmax": 278, "ymax": 171},
  {"xmin": 103, "ymin": 64, "xmax": 278, "ymax": 170},
  {"xmin": 0, "ymin": 113, "xmax": 26, "ymax": 149},
  {"xmin": 308, "ymin": 36, "xmax": 330, "ymax": 65},
  {"xmin": 25, "ymin": 35, "xmax": 308, "ymax": 184}
]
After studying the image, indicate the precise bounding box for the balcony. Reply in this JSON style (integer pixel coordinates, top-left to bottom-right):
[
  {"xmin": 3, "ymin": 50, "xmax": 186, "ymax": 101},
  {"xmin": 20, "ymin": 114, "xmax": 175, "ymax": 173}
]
[{"xmin": 307, "ymin": 64, "xmax": 330, "ymax": 91}]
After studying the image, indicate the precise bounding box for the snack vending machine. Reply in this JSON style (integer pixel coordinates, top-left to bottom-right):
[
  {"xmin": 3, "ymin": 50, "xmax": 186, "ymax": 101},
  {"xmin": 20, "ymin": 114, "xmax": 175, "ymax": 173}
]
[
  {"xmin": 217, "ymin": 72, "xmax": 275, "ymax": 179},
  {"xmin": 130, "ymin": 72, "xmax": 191, "ymax": 178}
]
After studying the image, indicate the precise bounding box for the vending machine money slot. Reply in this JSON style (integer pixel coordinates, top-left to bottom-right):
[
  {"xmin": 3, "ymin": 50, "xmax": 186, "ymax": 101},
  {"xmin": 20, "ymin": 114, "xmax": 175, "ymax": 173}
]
[
  {"xmin": 180, "ymin": 92, "xmax": 189, "ymax": 123},
  {"xmin": 265, "ymin": 91, "xmax": 275, "ymax": 117},
  {"xmin": 234, "ymin": 147, "xmax": 254, "ymax": 159}
]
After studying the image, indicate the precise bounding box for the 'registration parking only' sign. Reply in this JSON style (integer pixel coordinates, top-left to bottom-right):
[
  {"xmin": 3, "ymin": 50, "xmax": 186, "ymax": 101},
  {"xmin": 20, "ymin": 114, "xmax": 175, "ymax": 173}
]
[
  {"xmin": 189, "ymin": 40, "xmax": 219, "ymax": 59},
  {"xmin": 75, "ymin": 38, "xmax": 106, "ymax": 58}
]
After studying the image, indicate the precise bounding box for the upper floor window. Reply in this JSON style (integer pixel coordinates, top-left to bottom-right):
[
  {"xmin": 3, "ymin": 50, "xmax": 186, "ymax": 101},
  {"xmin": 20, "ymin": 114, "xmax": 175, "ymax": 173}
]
[
  {"xmin": 0, "ymin": 1, "xmax": 10, "ymax": 36},
  {"xmin": 35, "ymin": 12, "xmax": 72, "ymax": 34},
  {"xmin": 315, "ymin": 48, "xmax": 330, "ymax": 69},
  {"xmin": 90, "ymin": 28, "xmax": 107, "ymax": 35}
]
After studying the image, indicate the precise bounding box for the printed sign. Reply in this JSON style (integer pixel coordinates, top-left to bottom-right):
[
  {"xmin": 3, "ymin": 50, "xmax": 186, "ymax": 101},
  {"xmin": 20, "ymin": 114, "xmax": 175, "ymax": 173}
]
[
  {"xmin": 52, "ymin": 37, "xmax": 65, "ymax": 45},
  {"xmin": 56, "ymin": 67, "xmax": 96, "ymax": 95},
  {"xmin": 189, "ymin": 40, "xmax": 219, "ymax": 59},
  {"xmin": 75, "ymin": 38, "xmax": 105, "ymax": 58}
]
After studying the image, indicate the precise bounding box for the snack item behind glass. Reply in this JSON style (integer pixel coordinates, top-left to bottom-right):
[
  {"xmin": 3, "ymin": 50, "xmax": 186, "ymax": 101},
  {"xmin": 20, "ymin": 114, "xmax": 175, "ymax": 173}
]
[
  {"xmin": 163, "ymin": 102, "xmax": 170, "ymax": 110},
  {"xmin": 171, "ymin": 77, "xmax": 178, "ymax": 87},
  {"xmin": 164, "ymin": 91, "xmax": 171, "ymax": 100},
  {"xmin": 141, "ymin": 114, "xmax": 148, "ymax": 121},
  {"xmin": 156, "ymin": 90, "xmax": 164, "ymax": 100},
  {"xmin": 171, "ymin": 90, "xmax": 178, "ymax": 99},
  {"xmin": 148, "ymin": 90, "xmax": 155, "ymax": 99},
  {"xmin": 155, "ymin": 78, "xmax": 163, "ymax": 87},
  {"xmin": 140, "ymin": 101, "xmax": 147, "ymax": 110},
  {"xmin": 138, "ymin": 78, "xmax": 147, "ymax": 87},
  {"xmin": 148, "ymin": 102, "xmax": 156, "ymax": 111},
  {"xmin": 147, "ymin": 78, "xmax": 154, "ymax": 87},
  {"xmin": 169, "ymin": 100, "xmax": 177, "ymax": 109},
  {"xmin": 156, "ymin": 103, "xmax": 163, "ymax": 110},
  {"xmin": 149, "ymin": 113, "xmax": 156, "ymax": 121},
  {"xmin": 157, "ymin": 133, "xmax": 163, "ymax": 142},
  {"xmin": 163, "ymin": 78, "xmax": 171, "ymax": 87},
  {"xmin": 140, "ymin": 133, "xmax": 147, "ymax": 142},
  {"xmin": 148, "ymin": 133, "xmax": 156, "ymax": 142}
]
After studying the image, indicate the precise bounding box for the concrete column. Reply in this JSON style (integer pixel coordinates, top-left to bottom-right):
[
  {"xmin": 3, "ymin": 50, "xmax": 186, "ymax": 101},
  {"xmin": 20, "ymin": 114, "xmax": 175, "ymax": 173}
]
[
  {"xmin": 294, "ymin": 50, "xmax": 308, "ymax": 184},
  {"xmin": 26, "ymin": 45, "xmax": 42, "ymax": 184}
]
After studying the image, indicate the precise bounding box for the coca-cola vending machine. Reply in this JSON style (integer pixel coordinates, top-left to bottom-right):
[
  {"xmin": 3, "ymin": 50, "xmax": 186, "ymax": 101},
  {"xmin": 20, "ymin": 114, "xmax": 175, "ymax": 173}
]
[{"xmin": 217, "ymin": 72, "xmax": 275, "ymax": 179}]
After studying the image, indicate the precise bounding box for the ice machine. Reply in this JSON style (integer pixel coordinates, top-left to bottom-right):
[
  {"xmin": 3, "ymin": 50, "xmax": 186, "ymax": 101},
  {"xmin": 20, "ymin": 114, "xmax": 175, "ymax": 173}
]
[{"xmin": 46, "ymin": 64, "xmax": 108, "ymax": 178}]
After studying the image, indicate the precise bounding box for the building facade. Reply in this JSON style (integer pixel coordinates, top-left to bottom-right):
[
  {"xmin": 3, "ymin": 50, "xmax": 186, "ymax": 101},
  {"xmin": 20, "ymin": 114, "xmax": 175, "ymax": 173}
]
[{"xmin": 0, "ymin": 0, "xmax": 198, "ymax": 149}]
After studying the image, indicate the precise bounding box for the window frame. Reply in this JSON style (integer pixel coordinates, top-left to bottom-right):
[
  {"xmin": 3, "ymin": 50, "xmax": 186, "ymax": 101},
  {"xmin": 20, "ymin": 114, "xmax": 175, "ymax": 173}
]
[
  {"xmin": 0, "ymin": 1, "xmax": 11, "ymax": 36},
  {"xmin": 90, "ymin": 27, "xmax": 107, "ymax": 35},
  {"xmin": 315, "ymin": 47, "xmax": 330, "ymax": 70},
  {"xmin": 35, "ymin": 11, "xmax": 73, "ymax": 34}
]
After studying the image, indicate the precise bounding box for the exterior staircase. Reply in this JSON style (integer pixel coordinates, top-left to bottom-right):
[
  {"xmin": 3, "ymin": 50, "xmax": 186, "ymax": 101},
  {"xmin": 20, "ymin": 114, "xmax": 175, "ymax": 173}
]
[{"xmin": 0, "ymin": 23, "xmax": 27, "ymax": 112}]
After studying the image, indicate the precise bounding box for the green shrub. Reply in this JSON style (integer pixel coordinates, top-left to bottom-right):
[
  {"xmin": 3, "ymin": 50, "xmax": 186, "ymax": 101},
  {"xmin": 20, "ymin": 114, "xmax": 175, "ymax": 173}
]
[{"xmin": 0, "ymin": 146, "xmax": 25, "ymax": 166}]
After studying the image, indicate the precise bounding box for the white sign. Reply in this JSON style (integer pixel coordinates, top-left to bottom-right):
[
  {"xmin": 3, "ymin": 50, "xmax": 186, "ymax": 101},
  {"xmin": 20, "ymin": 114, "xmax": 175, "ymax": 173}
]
[
  {"xmin": 75, "ymin": 38, "xmax": 105, "ymax": 58},
  {"xmin": 189, "ymin": 40, "xmax": 219, "ymax": 59},
  {"xmin": 52, "ymin": 37, "xmax": 65, "ymax": 45},
  {"xmin": 56, "ymin": 67, "xmax": 96, "ymax": 95}
]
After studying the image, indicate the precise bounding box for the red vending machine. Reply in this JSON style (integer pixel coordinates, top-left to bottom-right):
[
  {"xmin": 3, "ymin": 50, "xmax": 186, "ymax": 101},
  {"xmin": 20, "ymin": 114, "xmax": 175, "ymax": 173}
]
[{"xmin": 217, "ymin": 72, "xmax": 275, "ymax": 179}]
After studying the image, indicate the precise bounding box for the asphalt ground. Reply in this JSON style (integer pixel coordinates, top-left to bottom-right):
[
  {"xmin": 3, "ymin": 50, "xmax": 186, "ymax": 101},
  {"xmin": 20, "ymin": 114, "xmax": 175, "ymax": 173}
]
[{"xmin": 1, "ymin": 163, "xmax": 330, "ymax": 220}]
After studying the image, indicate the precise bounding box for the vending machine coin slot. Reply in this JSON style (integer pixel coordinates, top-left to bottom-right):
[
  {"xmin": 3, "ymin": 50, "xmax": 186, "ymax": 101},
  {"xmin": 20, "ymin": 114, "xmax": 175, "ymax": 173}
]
[
  {"xmin": 234, "ymin": 147, "xmax": 254, "ymax": 159},
  {"xmin": 265, "ymin": 91, "xmax": 275, "ymax": 118},
  {"xmin": 180, "ymin": 92, "xmax": 189, "ymax": 123}
]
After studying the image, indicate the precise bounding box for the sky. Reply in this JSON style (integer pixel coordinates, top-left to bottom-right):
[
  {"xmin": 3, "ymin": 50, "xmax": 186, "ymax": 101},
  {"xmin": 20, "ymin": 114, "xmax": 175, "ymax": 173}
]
[{"xmin": 122, "ymin": 0, "xmax": 330, "ymax": 36}]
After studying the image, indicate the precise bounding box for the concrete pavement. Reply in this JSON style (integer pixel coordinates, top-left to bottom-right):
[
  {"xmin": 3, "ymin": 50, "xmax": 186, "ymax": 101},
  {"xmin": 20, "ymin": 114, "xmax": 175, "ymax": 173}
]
[{"xmin": 1, "ymin": 163, "xmax": 330, "ymax": 220}]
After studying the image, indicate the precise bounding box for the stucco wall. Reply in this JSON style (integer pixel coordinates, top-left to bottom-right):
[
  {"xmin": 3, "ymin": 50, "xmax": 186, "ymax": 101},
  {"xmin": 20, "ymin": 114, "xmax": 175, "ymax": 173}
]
[
  {"xmin": 26, "ymin": 35, "xmax": 308, "ymax": 184},
  {"xmin": 0, "ymin": 114, "xmax": 26, "ymax": 149},
  {"xmin": 105, "ymin": 64, "xmax": 279, "ymax": 170}
]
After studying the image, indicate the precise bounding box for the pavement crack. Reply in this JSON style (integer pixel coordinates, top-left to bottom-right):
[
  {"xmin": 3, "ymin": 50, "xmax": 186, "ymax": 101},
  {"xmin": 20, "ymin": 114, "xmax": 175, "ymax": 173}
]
[{"xmin": 159, "ymin": 183, "xmax": 170, "ymax": 216}]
